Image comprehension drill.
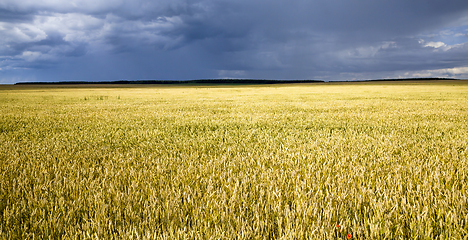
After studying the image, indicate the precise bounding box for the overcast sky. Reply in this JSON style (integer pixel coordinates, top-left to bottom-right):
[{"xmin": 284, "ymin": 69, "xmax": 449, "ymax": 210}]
[{"xmin": 1, "ymin": 0, "xmax": 468, "ymax": 83}]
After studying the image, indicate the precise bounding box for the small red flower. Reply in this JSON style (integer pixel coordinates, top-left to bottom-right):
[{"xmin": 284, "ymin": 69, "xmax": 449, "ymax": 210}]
[
  {"xmin": 347, "ymin": 234, "xmax": 352, "ymax": 239},
  {"xmin": 336, "ymin": 224, "xmax": 342, "ymax": 232}
]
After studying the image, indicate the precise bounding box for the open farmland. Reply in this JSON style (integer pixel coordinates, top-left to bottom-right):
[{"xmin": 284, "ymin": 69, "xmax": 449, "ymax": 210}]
[{"xmin": 1, "ymin": 81, "xmax": 468, "ymax": 239}]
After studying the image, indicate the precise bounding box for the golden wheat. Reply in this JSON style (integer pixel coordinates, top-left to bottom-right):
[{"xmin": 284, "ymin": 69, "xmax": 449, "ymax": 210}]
[{"xmin": 0, "ymin": 81, "xmax": 467, "ymax": 239}]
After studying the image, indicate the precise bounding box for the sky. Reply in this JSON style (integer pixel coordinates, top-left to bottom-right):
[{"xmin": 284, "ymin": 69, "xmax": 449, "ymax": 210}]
[{"xmin": 1, "ymin": 0, "xmax": 468, "ymax": 83}]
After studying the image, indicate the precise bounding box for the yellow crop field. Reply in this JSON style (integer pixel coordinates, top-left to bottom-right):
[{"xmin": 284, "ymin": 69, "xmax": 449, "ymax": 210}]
[{"xmin": 1, "ymin": 81, "xmax": 468, "ymax": 239}]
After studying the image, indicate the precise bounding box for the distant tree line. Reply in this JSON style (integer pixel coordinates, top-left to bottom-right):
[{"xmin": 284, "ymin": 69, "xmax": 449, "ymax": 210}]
[{"xmin": 15, "ymin": 78, "xmax": 458, "ymax": 85}]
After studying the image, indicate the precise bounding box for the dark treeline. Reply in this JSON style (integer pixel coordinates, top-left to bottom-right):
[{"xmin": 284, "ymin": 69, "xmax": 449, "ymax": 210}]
[
  {"xmin": 15, "ymin": 78, "xmax": 458, "ymax": 85},
  {"xmin": 15, "ymin": 79, "xmax": 322, "ymax": 85}
]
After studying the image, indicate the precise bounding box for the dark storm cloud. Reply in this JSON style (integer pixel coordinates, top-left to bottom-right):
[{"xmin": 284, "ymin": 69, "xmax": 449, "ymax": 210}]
[
  {"xmin": 1, "ymin": 0, "xmax": 468, "ymax": 83},
  {"xmin": 0, "ymin": 9, "xmax": 35, "ymax": 22}
]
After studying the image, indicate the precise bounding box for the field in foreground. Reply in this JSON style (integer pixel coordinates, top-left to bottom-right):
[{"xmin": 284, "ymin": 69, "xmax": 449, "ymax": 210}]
[{"xmin": 1, "ymin": 81, "xmax": 468, "ymax": 239}]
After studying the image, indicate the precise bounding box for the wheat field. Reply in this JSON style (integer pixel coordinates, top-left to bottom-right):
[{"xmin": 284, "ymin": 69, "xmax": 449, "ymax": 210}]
[{"xmin": 1, "ymin": 81, "xmax": 467, "ymax": 239}]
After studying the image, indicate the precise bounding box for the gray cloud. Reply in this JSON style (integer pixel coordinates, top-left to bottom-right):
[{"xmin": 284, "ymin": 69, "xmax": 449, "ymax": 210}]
[{"xmin": 1, "ymin": 0, "xmax": 468, "ymax": 83}]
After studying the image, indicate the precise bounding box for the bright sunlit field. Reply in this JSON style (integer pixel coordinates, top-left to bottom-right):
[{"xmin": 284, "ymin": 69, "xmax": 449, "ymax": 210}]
[{"xmin": 1, "ymin": 81, "xmax": 468, "ymax": 239}]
